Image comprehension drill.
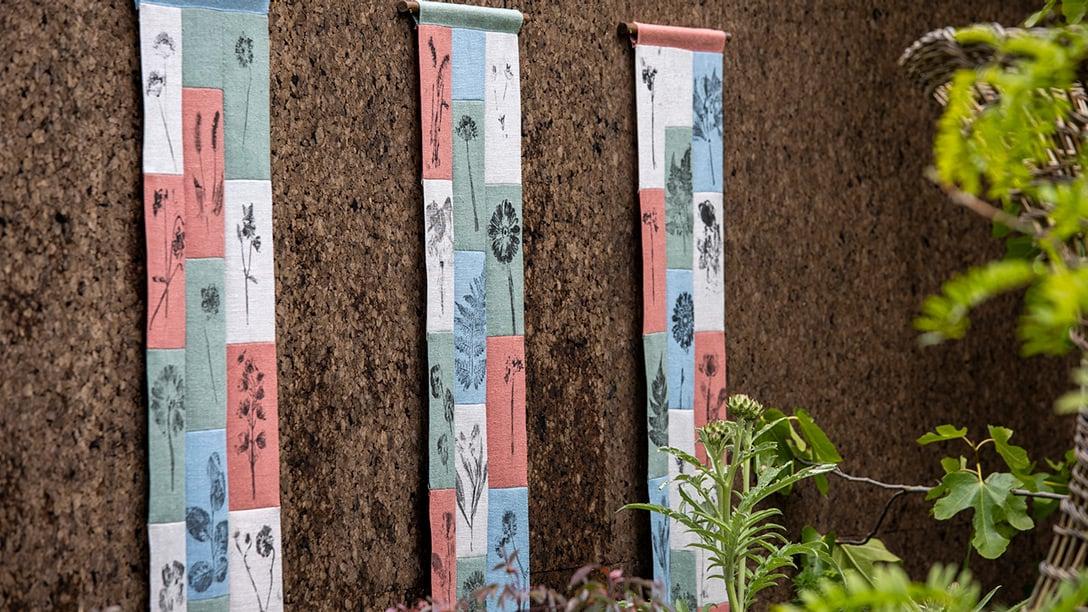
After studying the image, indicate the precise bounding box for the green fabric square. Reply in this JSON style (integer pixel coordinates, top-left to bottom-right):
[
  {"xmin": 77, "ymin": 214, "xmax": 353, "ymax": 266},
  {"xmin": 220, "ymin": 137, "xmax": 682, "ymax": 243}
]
[
  {"xmin": 665, "ymin": 127, "xmax": 693, "ymax": 269},
  {"xmin": 453, "ymin": 101, "xmax": 486, "ymax": 250},
  {"xmin": 644, "ymin": 332, "xmax": 668, "ymax": 479},
  {"xmin": 484, "ymin": 184, "xmax": 524, "ymax": 337},
  {"xmin": 147, "ymin": 348, "xmax": 186, "ymax": 523},
  {"xmin": 457, "ymin": 556, "xmax": 487, "ymax": 601},
  {"xmin": 182, "ymin": 9, "xmax": 223, "ymax": 89},
  {"xmin": 186, "ymin": 258, "xmax": 226, "ymax": 431},
  {"xmin": 428, "ymin": 332, "xmax": 456, "ymax": 490},
  {"xmin": 221, "ymin": 12, "xmax": 270, "ymax": 180},
  {"xmin": 188, "ymin": 595, "xmax": 229, "ymax": 612},
  {"xmin": 670, "ymin": 549, "xmax": 697, "ymax": 609}
]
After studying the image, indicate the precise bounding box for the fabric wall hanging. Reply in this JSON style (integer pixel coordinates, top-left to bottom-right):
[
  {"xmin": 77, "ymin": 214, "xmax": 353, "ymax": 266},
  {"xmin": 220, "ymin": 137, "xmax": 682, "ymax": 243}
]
[
  {"xmin": 139, "ymin": 0, "xmax": 283, "ymax": 609},
  {"xmin": 631, "ymin": 22, "xmax": 728, "ymax": 610},
  {"xmin": 408, "ymin": 1, "xmax": 528, "ymax": 608}
]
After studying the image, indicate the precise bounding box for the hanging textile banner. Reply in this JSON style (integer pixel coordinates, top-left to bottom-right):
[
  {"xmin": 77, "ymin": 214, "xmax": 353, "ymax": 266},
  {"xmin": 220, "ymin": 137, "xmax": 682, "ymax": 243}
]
[
  {"xmin": 139, "ymin": 0, "xmax": 283, "ymax": 609},
  {"xmin": 631, "ymin": 22, "xmax": 728, "ymax": 610},
  {"xmin": 411, "ymin": 1, "xmax": 527, "ymax": 607}
]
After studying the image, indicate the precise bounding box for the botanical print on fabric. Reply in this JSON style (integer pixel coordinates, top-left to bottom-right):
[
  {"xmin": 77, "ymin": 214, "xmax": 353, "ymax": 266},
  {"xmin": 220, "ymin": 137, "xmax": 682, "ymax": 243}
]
[
  {"xmin": 149, "ymin": 521, "xmax": 188, "ymax": 612},
  {"xmin": 634, "ymin": 28, "xmax": 725, "ymax": 609},
  {"xmin": 454, "ymin": 404, "xmax": 489, "ymax": 555},
  {"xmin": 225, "ymin": 180, "xmax": 276, "ymax": 344},
  {"xmin": 146, "ymin": 175, "xmax": 187, "ymax": 349},
  {"xmin": 417, "ymin": 4, "xmax": 526, "ymax": 602},
  {"xmin": 140, "ymin": 4, "xmax": 183, "ymax": 175},
  {"xmin": 430, "ymin": 488, "xmax": 458, "ymax": 605},
  {"xmin": 227, "ymin": 342, "xmax": 281, "ymax": 511},
  {"xmin": 228, "ymin": 506, "xmax": 284, "ymax": 612},
  {"xmin": 648, "ymin": 476, "xmax": 671, "ymax": 599},
  {"xmin": 142, "ymin": 1, "xmax": 281, "ymax": 607},
  {"xmin": 485, "ymin": 487, "xmax": 529, "ymax": 611},
  {"xmin": 185, "ymin": 429, "xmax": 230, "ymax": 601},
  {"xmin": 184, "ymin": 88, "xmax": 226, "ymax": 258}
]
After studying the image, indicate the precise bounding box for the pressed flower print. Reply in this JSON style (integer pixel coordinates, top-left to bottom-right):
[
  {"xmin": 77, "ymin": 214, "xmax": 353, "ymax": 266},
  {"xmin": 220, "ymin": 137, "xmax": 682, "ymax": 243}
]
[
  {"xmin": 227, "ymin": 342, "xmax": 281, "ymax": 511},
  {"xmin": 485, "ymin": 186, "xmax": 524, "ymax": 337},
  {"xmin": 420, "ymin": 26, "xmax": 452, "ymax": 179},
  {"xmin": 223, "ymin": 12, "xmax": 270, "ymax": 180},
  {"xmin": 454, "ymin": 404, "xmax": 488, "ymax": 555},
  {"xmin": 186, "ymin": 259, "xmax": 227, "ymax": 430},
  {"xmin": 140, "ymin": 5, "xmax": 183, "ymax": 174},
  {"xmin": 453, "ymin": 250, "xmax": 487, "ymax": 405},
  {"xmin": 424, "ymin": 179, "xmax": 455, "ymax": 331},
  {"xmin": 225, "ymin": 180, "xmax": 275, "ymax": 344},
  {"xmin": 484, "ymin": 31, "xmax": 521, "ymax": 184},
  {"xmin": 148, "ymin": 349, "xmax": 187, "ymax": 523},
  {"xmin": 692, "ymin": 53, "xmax": 724, "ymax": 192},
  {"xmin": 640, "ymin": 189, "xmax": 667, "ymax": 334},
  {"xmin": 485, "ymin": 486, "xmax": 529, "ymax": 611},
  {"xmin": 228, "ymin": 506, "xmax": 284, "ymax": 612},
  {"xmin": 648, "ymin": 476, "xmax": 670, "ymax": 598},
  {"xmin": 666, "ymin": 269, "xmax": 694, "ymax": 410},
  {"xmin": 693, "ymin": 193, "xmax": 725, "ymax": 331},
  {"xmin": 429, "ymin": 489, "xmax": 457, "ymax": 604},
  {"xmin": 485, "ymin": 335, "xmax": 527, "ymax": 488},
  {"xmin": 452, "ymin": 101, "xmax": 486, "ymax": 250},
  {"xmin": 149, "ymin": 521, "xmax": 187, "ymax": 612},
  {"xmin": 428, "ymin": 332, "xmax": 457, "ymax": 490},
  {"xmin": 183, "ymin": 87, "xmax": 225, "ymax": 258},
  {"xmin": 145, "ymin": 175, "xmax": 187, "ymax": 349}
]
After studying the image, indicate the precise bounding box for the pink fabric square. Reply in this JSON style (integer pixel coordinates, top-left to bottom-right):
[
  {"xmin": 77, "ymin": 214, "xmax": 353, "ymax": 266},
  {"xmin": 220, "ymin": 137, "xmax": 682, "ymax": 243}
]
[
  {"xmin": 429, "ymin": 488, "xmax": 457, "ymax": 604},
  {"xmin": 182, "ymin": 87, "xmax": 225, "ymax": 259},
  {"xmin": 640, "ymin": 188, "xmax": 666, "ymax": 334},
  {"xmin": 419, "ymin": 25, "xmax": 453, "ymax": 180},
  {"xmin": 694, "ymin": 330, "xmax": 727, "ymax": 464},
  {"xmin": 486, "ymin": 335, "xmax": 528, "ymax": 488},
  {"xmin": 145, "ymin": 174, "xmax": 186, "ymax": 349},
  {"xmin": 227, "ymin": 342, "xmax": 281, "ymax": 510}
]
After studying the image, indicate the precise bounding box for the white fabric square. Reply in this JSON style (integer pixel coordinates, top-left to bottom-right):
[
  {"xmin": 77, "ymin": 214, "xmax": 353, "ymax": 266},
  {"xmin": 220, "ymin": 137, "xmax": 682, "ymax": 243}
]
[
  {"xmin": 454, "ymin": 403, "xmax": 489, "ymax": 557},
  {"xmin": 636, "ymin": 45, "xmax": 693, "ymax": 190},
  {"xmin": 698, "ymin": 546, "xmax": 728, "ymax": 607},
  {"xmin": 140, "ymin": 3, "xmax": 183, "ymax": 175},
  {"xmin": 667, "ymin": 408, "xmax": 697, "ymax": 550},
  {"xmin": 149, "ymin": 521, "xmax": 187, "ymax": 612},
  {"xmin": 693, "ymin": 192, "xmax": 725, "ymax": 332},
  {"xmin": 225, "ymin": 180, "xmax": 276, "ymax": 344},
  {"xmin": 228, "ymin": 506, "xmax": 285, "ymax": 612},
  {"xmin": 424, "ymin": 179, "xmax": 455, "ymax": 333},
  {"xmin": 484, "ymin": 32, "xmax": 522, "ymax": 185}
]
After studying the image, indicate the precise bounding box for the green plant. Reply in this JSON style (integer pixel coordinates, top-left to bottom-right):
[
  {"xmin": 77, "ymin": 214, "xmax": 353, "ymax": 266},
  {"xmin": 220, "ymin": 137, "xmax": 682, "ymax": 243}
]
[
  {"xmin": 778, "ymin": 564, "xmax": 1000, "ymax": 612},
  {"xmin": 624, "ymin": 395, "xmax": 836, "ymax": 612}
]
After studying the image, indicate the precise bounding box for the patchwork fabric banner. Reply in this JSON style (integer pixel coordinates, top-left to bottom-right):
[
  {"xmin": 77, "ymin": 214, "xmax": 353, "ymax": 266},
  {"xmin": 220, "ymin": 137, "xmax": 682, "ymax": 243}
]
[
  {"xmin": 139, "ymin": 1, "xmax": 283, "ymax": 610},
  {"xmin": 632, "ymin": 23, "xmax": 728, "ymax": 610},
  {"xmin": 411, "ymin": 2, "xmax": 527, "ymax": 608}
]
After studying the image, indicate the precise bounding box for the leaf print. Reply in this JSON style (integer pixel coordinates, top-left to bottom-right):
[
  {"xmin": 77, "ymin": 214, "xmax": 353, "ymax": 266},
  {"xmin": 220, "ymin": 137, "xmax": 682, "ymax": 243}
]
[
  {"xmin": 150, "ymin": 364, "xmax": 185, "ymax": 490},
  {"xmin": 455, "ymin": 116, "xmax": 481, "ymax": 232},
  {"xmin": 699, "ymin": 354, "xmax": 727, "ymax": 421},
  {"xmin": 642, "ymin": 210, "xmax": 659, "ymax": 300},
  {"xmin": 648, "ymin": 356, "xmax": 668, "ymax": 447},
  {"xmin": 235, "ymin": 349, "xmax": 268, "ymax": 499},
  {"xmin": 672, "ymin": 292, "xmax": 694, "ymax": 408},
  {"xmin": 149, "ymin": 188, "xmax": 185, "ymax": 328},
  {"xmin": 427, "ymin": 36, "xmax": 451, "ymax": 171},
  {"xmin": 462, "ymin": 570, "xmax": 486, "ymax": 612},
  {"xmin": 189, "ymin": 560, "xmax": 214, "ymax": 594},
  {"xmin": 693, "ymin": 68, "xmax": 723, "ymax": 184},
  {"xmin": 488, "ymin": 199, "xmax": 521, "ymax": 334},
  {"xmin": 666, "ymin": 148, "xmax": 693, "ymax": 254},
  {"xmin": 454, "ymin": 275, "xmax": 486, "ymax": 392},
  {"xmin": 494, "ymin": 509, "xmax": 526, "ymax": 593},
  {"xmin": 425, "ymin": 197, "xmax": 453, "ymax": 313},
  {"xmin": 186, "ymin": 506, "xmax": 211, "ymax": 542},
  {"xmin": 158, "ymin": 560, "xmax": 185, "ymax": 611},
  {"xmin": 652, "ymin": 517, "xmax": 668, "ymax": 578},
  {"xmin": 208, "ymin": 452, "xmax": 226, "ymax": 513}
]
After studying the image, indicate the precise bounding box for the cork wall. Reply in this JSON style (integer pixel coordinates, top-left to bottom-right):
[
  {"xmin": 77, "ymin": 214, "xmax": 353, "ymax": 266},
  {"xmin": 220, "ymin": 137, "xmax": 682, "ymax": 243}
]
[{"xmin": 0, "ymin": 0, "xmax": 1071, "ymax": 608}]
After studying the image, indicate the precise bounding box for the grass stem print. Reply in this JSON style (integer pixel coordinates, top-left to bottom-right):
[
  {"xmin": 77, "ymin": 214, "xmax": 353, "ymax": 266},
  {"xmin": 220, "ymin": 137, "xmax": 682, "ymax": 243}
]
[
  {"xmin": 140, "ymin": 0, "xmax": 282, "ymax": 609},
  {"xmin": 631, "ymin": 22, "xmax": 728, "ymax": 611},
  {"xmin": 412, "ymin": 3, "xmax": 527, "ymax": 608}
]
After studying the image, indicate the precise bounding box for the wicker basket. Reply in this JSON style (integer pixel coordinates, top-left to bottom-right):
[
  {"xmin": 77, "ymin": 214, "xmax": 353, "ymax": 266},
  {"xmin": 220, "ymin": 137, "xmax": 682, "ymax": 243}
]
[{"xmin": 900, "ymin": 27, "xmax": 1088, "ymax": 610}]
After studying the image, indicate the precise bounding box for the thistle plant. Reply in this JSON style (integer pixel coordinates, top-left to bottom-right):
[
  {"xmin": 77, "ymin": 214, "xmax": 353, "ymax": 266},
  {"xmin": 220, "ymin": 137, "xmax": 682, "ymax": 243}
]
[{"xmin": 624, "ymin": 394, "xmax": 835, "ymax": 612}]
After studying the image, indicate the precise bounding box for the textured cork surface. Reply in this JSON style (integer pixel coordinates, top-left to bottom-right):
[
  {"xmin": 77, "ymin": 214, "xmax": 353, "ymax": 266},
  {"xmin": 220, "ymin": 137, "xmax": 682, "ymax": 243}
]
[{"xmin": 0, "ymin": 0, "xmax": 1071, "ymax": 609}]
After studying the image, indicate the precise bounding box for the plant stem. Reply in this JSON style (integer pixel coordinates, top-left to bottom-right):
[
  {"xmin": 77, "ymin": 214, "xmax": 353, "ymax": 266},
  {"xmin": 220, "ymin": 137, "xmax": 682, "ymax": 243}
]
[
  {"xmin": 167, "ymin": 424, "xmax": 175, "ymax": 490},
  {"xmin": 507, "ymin": 265, "xmax": 516, "ymax": 335},
  {"xmin": 707, "ymin": 138, "xmax": 715, "ymax": 185},
  {"xmin": 242, "ymin": 66, "xmax": 252, "ymax": 147},
  {"xmin": 510, "ymin": 375, "xmax": 515, "ymax": 454},
  {"xmin": 465, "ymin": 138, "xmax": 479, "ymax": 232},
  {"xmin": 828, "ymin": 466, "xmax": 1065, "ymax": 499},
  {"xmin": 204, "ymin": 322, "xmax": 218, "ymax": 404},
  {"xmin": 159, "ymin": 97, "xmax": 176, "ymax": 172}
]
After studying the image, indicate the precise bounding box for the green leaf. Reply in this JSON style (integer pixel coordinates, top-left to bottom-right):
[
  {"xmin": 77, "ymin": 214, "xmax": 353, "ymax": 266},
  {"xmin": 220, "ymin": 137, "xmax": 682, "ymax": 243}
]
[
  {"xmin": 1063, "ymin": 0, "xmax": 1087, "ymax": 23},
  {"xmin": 832, "ymin": 538, "xmax": 901, "ymax": 586},
  {"xmin": 941, "ymin": 456, "xmax": 966, "ymax": 474},
  {"xmin": 988, "ymin": 426, "xmax": 1031, "ymax": 475},
  {"xmin": 796, "ymin": 409, "xmax": 843, "ymax": 463},
  {"xmin": 931, "ymin": 471, "xmax": 1027, "ymax": 559},
  {"xmin": 1025, "ymin": 0, "xmax": 1056, "ymax": 26},
  {"xmin": 918, "ymin": 424, "xmax": 968, "ymax": 446}
]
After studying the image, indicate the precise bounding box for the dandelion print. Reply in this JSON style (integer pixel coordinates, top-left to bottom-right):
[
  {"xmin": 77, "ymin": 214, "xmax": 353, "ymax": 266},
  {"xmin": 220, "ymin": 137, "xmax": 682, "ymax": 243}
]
[
  {"xmin": 201, "ymin": 285, "xmax": 220, "ymax": 403},
  {"xmin": 455, "ymin": 116, "xmax": 481, "ymax": 231},
  {"xmin": 488, "ymin": 199, "xmax": 521, "ymax": 335},
  {"xmin": 150, "ymin": 365, "xmax": 185, "ymax": 490},
  {"xmin": 235, "ymin": 34, "xmax": 255, "ymax": 146}
]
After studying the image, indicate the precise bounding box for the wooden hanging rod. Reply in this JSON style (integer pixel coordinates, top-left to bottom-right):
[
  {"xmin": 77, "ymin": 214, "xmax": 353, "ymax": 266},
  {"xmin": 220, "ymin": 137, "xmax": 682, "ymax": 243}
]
[
  {"xmin": 617, "ymin": 21, "xmax": 733, "ymax": 46},
  {"xmin": 396, "ymin": 0, "xmax": 419, "ymax": 15}
]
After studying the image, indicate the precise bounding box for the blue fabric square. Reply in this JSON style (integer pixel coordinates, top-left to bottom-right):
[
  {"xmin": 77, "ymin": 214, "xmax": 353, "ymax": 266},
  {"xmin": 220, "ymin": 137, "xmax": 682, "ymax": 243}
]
[
  {"xmin": 184, "ymin": 428, "xmax": 229, "ymax": 600},
  {"xmin": 648, "ymin": 476, "xmax": 671, "ymax": 602},
  {"xmin": 452, "ymin": 28, "xmax": 486, "ymax": 100},
  {"xmin": 692, "ymin": 52, "xmax": 724, "ymax": 193},
  {"xmin": 485, "ymin": 487, "xmax": 529, "ymax": 610},
  {"xmin": 666, "ymin": 269, "xmax": 695, "ymax": 410}
]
